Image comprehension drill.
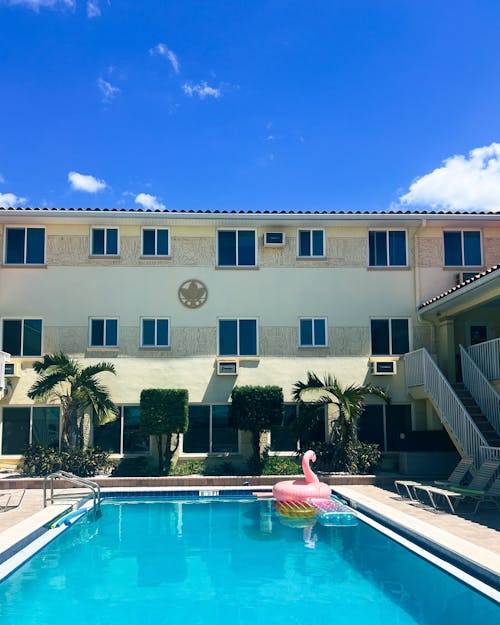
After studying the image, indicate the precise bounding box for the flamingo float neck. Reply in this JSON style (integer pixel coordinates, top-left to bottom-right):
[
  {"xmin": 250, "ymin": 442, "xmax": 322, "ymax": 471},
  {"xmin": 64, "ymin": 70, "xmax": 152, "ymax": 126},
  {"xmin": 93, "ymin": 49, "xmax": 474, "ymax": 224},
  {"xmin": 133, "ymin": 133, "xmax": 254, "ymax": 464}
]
[{"xmin": 302, "ymin": 450, "xmax": 319, "ymax": 483}]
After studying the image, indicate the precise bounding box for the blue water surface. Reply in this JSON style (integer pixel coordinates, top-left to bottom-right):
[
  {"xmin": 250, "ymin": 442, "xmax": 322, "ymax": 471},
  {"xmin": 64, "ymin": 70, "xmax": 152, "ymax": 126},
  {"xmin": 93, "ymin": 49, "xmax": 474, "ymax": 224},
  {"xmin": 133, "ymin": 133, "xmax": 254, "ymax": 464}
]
[{"xmin": 0, "ymin": 499, "xmax": 497, "ymax": 625}]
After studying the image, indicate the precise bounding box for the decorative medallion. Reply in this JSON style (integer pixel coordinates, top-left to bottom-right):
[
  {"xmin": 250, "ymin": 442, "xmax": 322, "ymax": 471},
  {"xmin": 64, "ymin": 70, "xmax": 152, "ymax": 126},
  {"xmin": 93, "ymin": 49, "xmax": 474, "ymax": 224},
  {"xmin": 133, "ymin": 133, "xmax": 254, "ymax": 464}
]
[{"xmin": 178, "ymin": 279, "xmax": 208, "ymax": 309}]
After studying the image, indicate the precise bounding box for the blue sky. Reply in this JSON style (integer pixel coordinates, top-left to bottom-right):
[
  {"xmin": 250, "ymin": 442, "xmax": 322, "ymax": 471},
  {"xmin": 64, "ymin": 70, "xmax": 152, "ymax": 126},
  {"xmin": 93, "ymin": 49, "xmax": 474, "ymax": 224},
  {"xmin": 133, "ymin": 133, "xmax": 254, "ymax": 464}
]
[{"xmin": 1, "ymin": 0, "xmax": 500, "ymax": 212}]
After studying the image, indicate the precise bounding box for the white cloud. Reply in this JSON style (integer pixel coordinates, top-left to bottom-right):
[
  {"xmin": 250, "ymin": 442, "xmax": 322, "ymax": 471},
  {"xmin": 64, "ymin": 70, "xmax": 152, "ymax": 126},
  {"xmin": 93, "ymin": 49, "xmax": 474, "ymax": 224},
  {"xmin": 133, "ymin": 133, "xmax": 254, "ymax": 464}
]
[
  {"xmin": 135, "ymin": 193, "xmax": 166, "ymax": 211},
  {"xmin": 2, "ymin": 0, "xmax": 75, "ymax": 11},
  {"xmin": 86, "ymin": 0, "xmax": 100, "ymax": 17},
  {"xmin": 0, "ymin": 192, "xmax": 27, "ymax": 206},
  {"xmin": 149, "ymin": 43, "xmax": 180, "ymax": 75},
  {"xmin": 400, "ymin": 143, "xmax": 500, "ymax": 212},
  {"xmin": 97, "ymin": 77, "xmax": 120, "ymax": 103},
  {"xmin": 68, "ymin": 171, "xmax": 107, "ymax": 193},
  {"xmin": 182, "ymin": 81, "xmax": 221, "ymax": 100}
]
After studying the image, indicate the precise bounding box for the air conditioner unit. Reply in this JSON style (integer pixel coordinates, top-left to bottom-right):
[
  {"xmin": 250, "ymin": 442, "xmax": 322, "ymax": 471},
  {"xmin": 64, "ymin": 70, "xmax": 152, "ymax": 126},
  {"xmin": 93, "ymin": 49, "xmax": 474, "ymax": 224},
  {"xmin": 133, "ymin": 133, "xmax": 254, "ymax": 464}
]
[
  {"xmin": 370, "ymin": 360, "xmax": 397, "ymax": 376},
  {"xmin": 456, "ymin": 271, "xmax": 478, "ymax": 285},
  {"xmin": 216, "ymin": 360, "xmax": 239, "ymax": 376},
  {"xmin": 4, "ymin": 362, "xmax": 19, "ymax": 377},
  {"xmin": 263, "ymin": 232, "xmax": 285, "ymax": 247}
]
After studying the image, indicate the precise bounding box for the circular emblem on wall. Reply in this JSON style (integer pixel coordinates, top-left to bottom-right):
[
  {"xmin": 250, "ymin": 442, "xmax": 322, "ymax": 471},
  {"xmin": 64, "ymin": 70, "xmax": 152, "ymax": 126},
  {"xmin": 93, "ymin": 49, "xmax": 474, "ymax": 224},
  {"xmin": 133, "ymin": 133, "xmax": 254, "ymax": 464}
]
[{"xmin": 178, "ymin": 279, "xmax": 208, "ymax": 309}]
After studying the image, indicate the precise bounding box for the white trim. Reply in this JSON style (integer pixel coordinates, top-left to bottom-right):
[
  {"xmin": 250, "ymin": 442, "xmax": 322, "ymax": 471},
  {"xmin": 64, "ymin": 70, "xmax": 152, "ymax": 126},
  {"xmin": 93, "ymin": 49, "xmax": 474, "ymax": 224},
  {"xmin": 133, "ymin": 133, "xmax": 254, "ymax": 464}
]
[
  {"xmin": 217, "ymin": 317, "xmax": 259, "ymax": 356},
  {"xmin": 297, "ymin": 228, "xmax": 325, "ymax": 258},
  {"xmin": 298, "ymin": 317, "xmax": 328, "ymax": 347},
  {"xmin": 88, "ymin": 317, "xmax": 119, "ymax": 348},
  {"xmin": 216, "ymin": 228, "xmax": 258, "ymax": 268},
  {"xmin": 368, "ymin": 229, "xmax": 408, "ymax": 268},
  {"xmin": 443, "ymin": 229, "xmax": 483, "ymax": 268},
  {"xmin": 90, "ymin": 226, "xmax": 120, "ymax": 257},
  {"xmin": 140, "ymin": 317, "xmax": 170, "ymax": 348},
  {"xmin": 140, "ymin": 226, "xmax": 170, "ymax": 257},
  {"xmin": 3, "ymin": 225, "xmax": 46, "ymax": 266},
  {"xmin": 1, "ymin": 317, "xmax": 43, "ymax": 357}
]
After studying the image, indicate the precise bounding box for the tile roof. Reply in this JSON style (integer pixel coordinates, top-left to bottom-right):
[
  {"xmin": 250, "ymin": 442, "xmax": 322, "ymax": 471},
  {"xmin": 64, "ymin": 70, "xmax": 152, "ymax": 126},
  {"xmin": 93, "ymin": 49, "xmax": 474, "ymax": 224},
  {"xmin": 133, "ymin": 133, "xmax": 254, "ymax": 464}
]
[{"xmin": 419, "ymin": 265, "xmax": 500, "ymax": 309}]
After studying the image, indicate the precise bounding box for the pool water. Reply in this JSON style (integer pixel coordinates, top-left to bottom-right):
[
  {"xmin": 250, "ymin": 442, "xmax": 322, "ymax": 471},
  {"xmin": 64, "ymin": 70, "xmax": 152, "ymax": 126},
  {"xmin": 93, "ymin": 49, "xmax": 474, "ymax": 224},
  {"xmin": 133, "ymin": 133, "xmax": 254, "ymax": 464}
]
[{"xmin": 0, "ymin": 499, "xmax": 498, "ymax": 625}]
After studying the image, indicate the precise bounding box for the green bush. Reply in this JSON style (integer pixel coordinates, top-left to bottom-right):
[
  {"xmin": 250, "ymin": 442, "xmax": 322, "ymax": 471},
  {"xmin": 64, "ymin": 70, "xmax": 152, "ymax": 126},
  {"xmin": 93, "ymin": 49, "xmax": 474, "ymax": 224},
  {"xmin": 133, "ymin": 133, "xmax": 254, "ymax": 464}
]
[
  {"xmin": 111, "ymin": 456, "xmax": 154, "ymax": 477},
  {"xmin": 307, "ymin": 426, "xmax": 381, "ymax": 474},
  {"xmin": 170, "ymin": 460, "xmax": 204, "ymax": 476},
  {"xmin": 20, "ymin": 445, "xmax": 113, "ymax": 477},
  {"xmin": 261, "ymin": 454, "xmax": 300, "ymax": 475}
]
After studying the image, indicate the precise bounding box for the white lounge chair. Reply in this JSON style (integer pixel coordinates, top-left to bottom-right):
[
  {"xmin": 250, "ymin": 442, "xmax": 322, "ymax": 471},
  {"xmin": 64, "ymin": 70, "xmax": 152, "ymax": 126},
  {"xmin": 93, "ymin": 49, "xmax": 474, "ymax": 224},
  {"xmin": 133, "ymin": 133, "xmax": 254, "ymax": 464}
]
[{"xmin": 0, "ymin": 489, "xmax": 25, "ymax": 512}]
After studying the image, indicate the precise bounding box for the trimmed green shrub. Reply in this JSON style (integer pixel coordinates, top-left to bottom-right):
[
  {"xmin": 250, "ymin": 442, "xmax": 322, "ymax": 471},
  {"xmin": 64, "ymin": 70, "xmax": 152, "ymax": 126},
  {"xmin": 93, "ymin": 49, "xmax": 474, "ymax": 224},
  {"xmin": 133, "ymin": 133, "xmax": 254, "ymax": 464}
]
[
  {"xmin": 261, "ymin": 454, "xmax": 300, "ymax": 475},
  {"xmin": 111, "ymin": 456, "xmax": 154, "ymax": 477},
  {"xmin": 20, "ymin": 445, "xmax": 112, "ymax": 477},
  {"xmin": 170, "ymin": 460, "xmax": 204, "ymax": 476},
  {"xmin": 140, "ymin": 388, "xmax": 189, "ymax": 474}
]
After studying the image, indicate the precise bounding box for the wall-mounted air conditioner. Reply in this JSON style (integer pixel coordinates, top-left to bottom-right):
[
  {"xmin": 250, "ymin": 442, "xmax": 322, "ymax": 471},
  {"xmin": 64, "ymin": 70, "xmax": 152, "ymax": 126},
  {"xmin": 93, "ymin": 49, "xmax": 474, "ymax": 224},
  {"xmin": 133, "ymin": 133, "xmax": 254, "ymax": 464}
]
[
  {"xmin": 263, "ymin": 232, "xmax": 285, "ymax": 247},
  {"xmin": 216, "ymin": 360, "xmax": 239, "ymax": 376},
  {"xmin": 4, "ymin": 362, "xmax": 20, "ymax": 377},
  {"xmin": 456, "ymin": 272, "xmax": 478, "ymax": 285},
  {"xmin": 370, "ymin": 360, "xmax": 397, "ymax": 376}
]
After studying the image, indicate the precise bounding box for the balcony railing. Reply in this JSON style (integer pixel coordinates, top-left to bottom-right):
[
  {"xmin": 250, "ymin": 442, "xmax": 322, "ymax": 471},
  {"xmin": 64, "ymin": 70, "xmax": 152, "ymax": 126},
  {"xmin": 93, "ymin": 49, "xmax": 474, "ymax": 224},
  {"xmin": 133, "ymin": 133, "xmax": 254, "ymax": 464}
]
[
  {"xmin": 405, "ymin": 348, "xmax": 488, "ymax": 468},
  {"xmin": 467, "ymin": 338, "xmax": 500, "ymax": 381}
]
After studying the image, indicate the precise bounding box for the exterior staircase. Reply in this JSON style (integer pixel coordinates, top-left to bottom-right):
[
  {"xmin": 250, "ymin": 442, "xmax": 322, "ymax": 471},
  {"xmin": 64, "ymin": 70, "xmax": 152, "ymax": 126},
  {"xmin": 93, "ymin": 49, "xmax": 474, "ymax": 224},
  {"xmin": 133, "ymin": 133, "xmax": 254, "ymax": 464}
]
[{"xmin": 451, "ymin": 383, "xmax": 500, "ymax": 449}]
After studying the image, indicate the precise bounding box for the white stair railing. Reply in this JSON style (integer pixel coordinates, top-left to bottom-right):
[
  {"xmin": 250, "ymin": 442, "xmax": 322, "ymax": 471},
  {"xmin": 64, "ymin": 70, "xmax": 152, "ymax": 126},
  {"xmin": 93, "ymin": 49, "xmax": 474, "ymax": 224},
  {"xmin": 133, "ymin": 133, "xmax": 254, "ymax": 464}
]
[
  {"xmin": 405, "ymin": 348, "xmax": 488, "ymax": 468},
  {"xmin": 460, "ymin": 345, "xmax": 500, "ymax": 438},
  {"xmin": 467, "ymin": 338, "xmax": 500, "ymax": 381}
]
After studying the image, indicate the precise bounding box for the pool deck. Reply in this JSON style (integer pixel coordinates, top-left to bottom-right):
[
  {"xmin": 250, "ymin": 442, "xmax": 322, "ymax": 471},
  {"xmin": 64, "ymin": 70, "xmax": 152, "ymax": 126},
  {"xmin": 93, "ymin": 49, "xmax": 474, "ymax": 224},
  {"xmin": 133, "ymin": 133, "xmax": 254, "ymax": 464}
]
[{"xmin": 1, "ymin": 483, "xmax": 499, "ymax": 584}]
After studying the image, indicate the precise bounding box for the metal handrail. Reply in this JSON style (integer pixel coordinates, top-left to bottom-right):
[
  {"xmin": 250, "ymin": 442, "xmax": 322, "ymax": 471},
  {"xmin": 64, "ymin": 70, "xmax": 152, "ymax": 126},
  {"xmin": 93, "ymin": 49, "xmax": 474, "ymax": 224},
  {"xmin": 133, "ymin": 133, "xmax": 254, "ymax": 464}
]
[{"xmin": 43, "ymin": 471, "xmax": 101, "ymax": 510}]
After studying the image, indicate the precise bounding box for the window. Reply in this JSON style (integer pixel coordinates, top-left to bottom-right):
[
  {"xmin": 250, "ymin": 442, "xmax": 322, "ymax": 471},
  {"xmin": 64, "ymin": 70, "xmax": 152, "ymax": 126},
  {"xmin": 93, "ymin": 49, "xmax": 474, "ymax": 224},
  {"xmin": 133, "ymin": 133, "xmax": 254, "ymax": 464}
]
[
  {"xmin": 369, "ymin": 230, "xmax": 407, "ymax": 267},
  {"xmin": 2, "ymin": 319, "xmax": 42, "ymax": 356},
  {"xmin": 183, "ymin": 404, "xmax": 238, "ymax": 454},
  {"xmin": 91, "ymin": 227, "xmax": 119, "ymax": 256},
  {"xmin": 1, "ymin": 406, "xmax": 59, "ymax": 454},
  {"xmin": 299, "ymin": 318, "xmax": 327, "ymax": 347},
  {"xmin": 443, "ymin": 231, "xmax": 481, "ymax": 267},
  {"xmin": 4, "ymin": 227, "xmax": 45, "ymax": 265},
  {"xmin": 298, "ymin": 229, "xmax": 324, "ymax": 257},
  {"xmin": 89, "ymin": 318, "xmax": 118, "ymax": 347},
  {"xmin": 358, "ymin": 404, "xmax": 413, "ymax": 451},
  {"xmin": 141, "ymin": 318, "xmax": 169, "ymax": 348},
  {"xmin": 142, "ymin": 228, "xmax": 169, "ymax": 256},
  {"xmin": 270, "ymin": 404, "xmax": 298, "ymax": 452},
  {"xmin": 93, "ymin": 406, "xmax": 150, "ymax": 454},
  {"xmin": 217, "ymin": 230, "xmax": 256, "ymax": 267},
  {"xmin": 371, "ymin": 318, "xmax": 409, "ymax": 355},
  {"xmin": 218, "ymin": 319, "xmax": 258, "ymax": 356}
]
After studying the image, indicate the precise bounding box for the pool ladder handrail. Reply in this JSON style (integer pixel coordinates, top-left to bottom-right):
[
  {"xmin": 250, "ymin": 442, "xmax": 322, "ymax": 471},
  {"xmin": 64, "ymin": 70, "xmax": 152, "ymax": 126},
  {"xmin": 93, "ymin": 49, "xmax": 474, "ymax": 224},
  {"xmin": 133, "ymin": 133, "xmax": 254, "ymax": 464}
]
[{"xmin": 43, "ymin": 471, "xmax": 101, "ymax": 510}]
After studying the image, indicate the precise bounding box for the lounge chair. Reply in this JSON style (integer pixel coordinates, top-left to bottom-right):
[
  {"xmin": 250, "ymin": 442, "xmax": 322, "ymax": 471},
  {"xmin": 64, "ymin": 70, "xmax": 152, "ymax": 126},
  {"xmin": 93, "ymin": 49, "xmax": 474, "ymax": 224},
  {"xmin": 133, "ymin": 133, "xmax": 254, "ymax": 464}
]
[
  {"xmin": 467, "ymin": 475, "xmax": 500, "ymax": 513},
  {"xmin": 450, "ymin": 459, "xmax": 499, "ymax": 494},
  {"xmin": 0, "ymin": 489, "xmax": 25, "ymax": 512},
  {"xmin": 434, "ymin": 456, "xmax": 473, "ymax": 487}
]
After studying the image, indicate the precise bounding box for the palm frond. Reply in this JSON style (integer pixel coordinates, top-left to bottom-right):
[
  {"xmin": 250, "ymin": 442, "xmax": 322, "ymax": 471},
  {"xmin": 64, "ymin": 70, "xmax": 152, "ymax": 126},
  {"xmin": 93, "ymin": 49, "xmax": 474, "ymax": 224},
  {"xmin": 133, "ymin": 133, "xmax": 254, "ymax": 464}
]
[
  {"xmin": 79, "ymin": 362, "xmax": 116, "ymax": 381},
  {"xmin": 27, "ymin": 371, "xmax": 70, "ymax": 401}
]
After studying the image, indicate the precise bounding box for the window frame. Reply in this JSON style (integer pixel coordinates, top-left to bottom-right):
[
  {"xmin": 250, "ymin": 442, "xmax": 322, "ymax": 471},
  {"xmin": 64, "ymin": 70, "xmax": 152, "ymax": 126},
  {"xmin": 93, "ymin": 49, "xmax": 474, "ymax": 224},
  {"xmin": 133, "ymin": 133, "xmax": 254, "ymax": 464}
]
[
  {"xmin": 181, "ymin": 403, "xmax": 240, "ymax": 456},
  {"xmin": 92, "ymin": 404, "xmax": 151, "ymax": 456},
  {"xmin": 3, "ymin": 226, "xmax": 46, "ymax": 266},
  {"xmin": 370, "ymin": 317, "xmax": 411, "ymax": 356},
  {"xmin": 88, "ymin": 317, "xmax": 119, "ymax": 348},
  {"xmin": 443, "ymin": 229, "xmax": 482, "ymax": 268},
  {"xmin": 298, "ymin": 317, "xmax": 328, "ymax": 348},
  {"xmin": 140, "ymin": 317, "xmax": 170, "ymax": 348},
  {"xmin": 217, "ymin": 318, "xmax": 259, "ymax": 357},
  {"xmin": 297, "ymin": 229, "xmax": 325, "ymax": 258},
  {"xmin": 368, "ymin": 229, "xmax": 408, "ymax": 268},
  {"xmin": 216, "ymin": 228, "xmax": 257, "ymax": 268},
  {"xmin": 90, "ymin": 227, "xmax": 120, "ymax": 257},
  {"xmin": 141, "ymin": 227, "xmax": 170, "ymax": 258},
  {"xmin": 0, "ymin": 405, "xmax": 61, "ymax": 456},
  {"xmin": 1, "ymin": 317, "xmax": 43, "ymax": 357}
]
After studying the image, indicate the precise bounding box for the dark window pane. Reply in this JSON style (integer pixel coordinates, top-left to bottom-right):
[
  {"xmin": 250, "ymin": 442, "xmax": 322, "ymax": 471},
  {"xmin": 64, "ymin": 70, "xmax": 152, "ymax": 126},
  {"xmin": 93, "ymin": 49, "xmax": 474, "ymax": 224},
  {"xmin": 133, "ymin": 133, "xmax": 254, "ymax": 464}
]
[
  {"xmin": 238, "ymin": 230, "xmax": 255, "ymax": 266},
  {"xmin": 212, "ymin": 405, "xmax": 238, "ymax": 453},
  {"xmin": 23, "ymin": 319, "xmax": 42, "ymax": 356},
  {"xmin": 32, "ymin": 407, "xmax": 60, "ymax": 448},
  {"xmin": 94, "ymin": 418, "xmax": 121, "ymax": 453},
  {"xmin": 2, "ymin": 319, "xmax": 22, "ymax": 355},
  {"xmin": 312, "ymin": 230, "xmax": 324, "ymax": 256},
  {"xmin": 270, "ymin": 404, "xmax": 297, "ymax": 452},
  {"xmin": 298, "ymin": 230, "xmax": 310, "ymax": 256},
  {"xmin": 218, "ymin": 231, "xmax": 237, "ymax": 266},
  {"xmin": 105, "ymin": 319, "xmax": 118, "ymax": 346},
  {"xmin": 463, "ymin": 231, "xmax": 481, "ymax": 266},
  {"xmin": 470, "ymin": 325, "xmax": 488, "ymax": 346},
  {"xmin": 26, "ymin": 228, "xmax": 45, "ymax": 264},
  {"xmin": 358, "ymin": 405, "xmax": 385, "ymax": 449},
  {"xmin": 239, "ymin": 319, "xmax": 257, "ymax": 356},
  {"xmin": 157, "ymin": 229, "xmax": 169, "ymax": 255},
  {"xmin": 142, "ymin": 319, "xmax": 155, "ymax": 346},
  {"xmin": 91, "ymin": 319, "xmax": 105, "ymax": 346},
  {"xmin": 443, "ymin": 231, "xmax": 462, "ymax": 266},
  {"xmin": 391, "ymin": 319, "xmax": 409, "ymax": 354},
  {"xmin": 106, "ymin": 229, "xmax": 118, "ymax": 255},
  {"xmin": 219, "ymin": 320, "xmax": 237, "ymax": 355},
  {"xmin": 92, "ymin": 229, "xmax": 105, "ymax": 255},
  {"xmin": 369, "ymin": 231, "xmax": 387, "ymax": 266},
  {"xmin": 183, "ymin": 405, "xmax": 210, "ymax": 453},
  {"xmin": 142, "ymin": 229, "xmax": 156, "ymax": 255},
  {"xmin": 300, "ymin": 319, "xmax": 313, "ymax": 346},
  {"xmin": 123, "ymin": 406, "xmax": 149, "ymax": 453},
  {"xmin": 156, "ymin": 319, "xmax": 169, "ymax": 346},
  {"xmin": 389, "ymin": 231, "xmax": 406, "ymax": 266},
  {"xmin": 6, "ymin": 228, "xmax": 25, "ymax": 264},
  {"xmin": 299, "ymin": 404, "xmax": 325, "ymax": 447},
  {"xmin": 314, "ymin": 319, "xmax": 326, "ymax": 346},
  {"xmin": 386, "ymin": 404, "xmax": 412, "ymax": 451},
  {"xmin": 1, "ymin": 407, "xmax": 31, "ymax": 454},
  {"xmin": 371, "ymin": 319, "xmax": 390, "ymax": 355}
]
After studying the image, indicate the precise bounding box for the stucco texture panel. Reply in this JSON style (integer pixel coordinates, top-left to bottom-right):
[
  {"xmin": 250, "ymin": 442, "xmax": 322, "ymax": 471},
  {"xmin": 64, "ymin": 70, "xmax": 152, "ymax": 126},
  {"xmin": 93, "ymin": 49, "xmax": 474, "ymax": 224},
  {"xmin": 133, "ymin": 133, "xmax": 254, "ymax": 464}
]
[
  {"xmin": 172, "ymin": 237, "xmax": 214, "ymax": 266},
  {"xmin": 413, "ymin": 324, "xmax": 434, "ymax": 351},
  {"xmin": 416, "ymin": 237, "xmax": 442, "ymax": 267},
  {"xmin": 44, "ymin": 326, "xmax": 87, "ymax": 355},
  {"xmin": 328, "ymin": 237, "xmax": 367, "ymax": 267},
  {"xmin": 258, "ymin": 237, "xmax": 366, "ymax": 268},
  {"xmin": 47, "ymin": 235, "xmax": 89, "ymax": 265},
  {"xmin": 484, "ymin": 237, "xmax": 500, "ymax": 268},
  {"xmin": 330, "ymin": 327, "xmax": 370, "ymax": 355}
]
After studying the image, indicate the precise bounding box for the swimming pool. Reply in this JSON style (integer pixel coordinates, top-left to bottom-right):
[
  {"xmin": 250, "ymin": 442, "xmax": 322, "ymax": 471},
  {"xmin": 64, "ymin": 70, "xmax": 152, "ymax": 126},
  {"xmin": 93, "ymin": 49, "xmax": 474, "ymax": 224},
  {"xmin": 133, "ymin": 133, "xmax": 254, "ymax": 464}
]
[{"xmin": 0, "ymin": 498, "xmax": 498, "ymax": 625}]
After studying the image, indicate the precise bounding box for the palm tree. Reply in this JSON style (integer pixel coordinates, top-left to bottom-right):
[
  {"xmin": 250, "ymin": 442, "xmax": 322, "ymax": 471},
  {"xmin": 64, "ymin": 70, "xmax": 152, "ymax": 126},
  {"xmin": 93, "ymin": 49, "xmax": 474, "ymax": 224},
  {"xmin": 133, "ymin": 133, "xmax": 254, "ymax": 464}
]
[
  {"xmin": 27, "ymin": 352, "xmax": 119, "ymax": 450},
  {"xmin": 292, "ymin": 371, "xmax": 389, "ymax": 449}
]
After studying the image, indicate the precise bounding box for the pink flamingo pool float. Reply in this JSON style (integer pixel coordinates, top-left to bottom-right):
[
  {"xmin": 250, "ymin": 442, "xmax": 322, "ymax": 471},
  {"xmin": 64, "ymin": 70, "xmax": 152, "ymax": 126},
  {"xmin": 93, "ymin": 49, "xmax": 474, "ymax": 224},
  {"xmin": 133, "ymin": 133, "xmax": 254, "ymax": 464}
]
[{"xmin": 273, "ymin": 450, "xmax": 331, "ymax": 502}]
